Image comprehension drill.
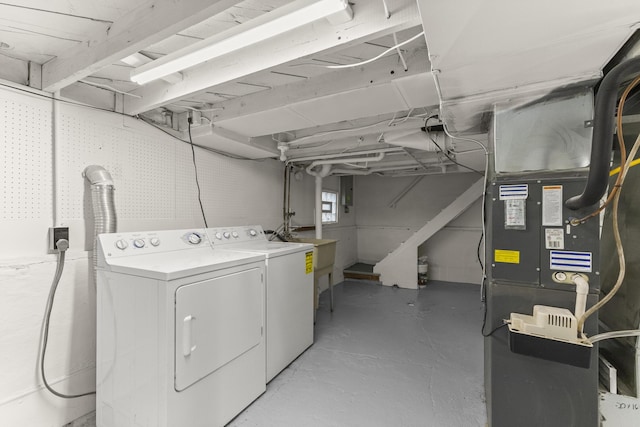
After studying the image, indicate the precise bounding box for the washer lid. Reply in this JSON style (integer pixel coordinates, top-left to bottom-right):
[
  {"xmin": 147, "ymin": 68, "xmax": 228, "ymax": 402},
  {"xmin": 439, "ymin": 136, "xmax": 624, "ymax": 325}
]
[
  {"xmin": 224, "ymin": 241, "xmax": 314, "ymax": 257},
  {"xmin": 103, "ymin": 247, "xmax": 265, "ymax": 280}
]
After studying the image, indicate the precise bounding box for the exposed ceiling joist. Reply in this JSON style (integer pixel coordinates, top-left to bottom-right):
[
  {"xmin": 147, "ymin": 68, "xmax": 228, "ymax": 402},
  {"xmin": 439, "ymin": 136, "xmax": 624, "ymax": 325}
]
[
  {"xmin": 124, "ymin": 0, "xmax": 422, "ymax": 115},
  {"xmin": 210, "ymin": 47, "xmax": 430, "ymax": 123},
  {"xmin": 41, "ymin": 0, "xmax": 243, "ymax": 92}
]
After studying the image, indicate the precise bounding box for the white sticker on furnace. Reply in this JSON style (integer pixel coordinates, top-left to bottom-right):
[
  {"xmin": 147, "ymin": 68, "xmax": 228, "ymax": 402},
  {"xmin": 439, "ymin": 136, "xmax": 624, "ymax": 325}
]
[
  {"xmin": 505, "ymin": 199, "xmax": 526, "ymax": 228},
  {"xmin": 545, "ymin": 228, "xmax": 564, "ymax": 250},
  {"xmin": 542, "ymin": 185, "xmax": 563, "ymax": 226}
]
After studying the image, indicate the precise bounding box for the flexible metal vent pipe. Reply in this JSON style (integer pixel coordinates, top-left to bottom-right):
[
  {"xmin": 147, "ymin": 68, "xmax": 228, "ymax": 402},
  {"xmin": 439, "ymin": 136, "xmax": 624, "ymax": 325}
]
[
  {"xmin": 566, "ymin": 56, "xmax": 640, "ymax": 210},
  {"xmin": 83, "ymin": 165, "xmax": 117, "ymax": 283}
]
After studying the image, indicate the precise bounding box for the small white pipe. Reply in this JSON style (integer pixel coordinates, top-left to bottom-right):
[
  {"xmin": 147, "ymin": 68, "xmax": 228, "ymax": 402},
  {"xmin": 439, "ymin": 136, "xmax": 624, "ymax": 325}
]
[
  {"xmin": 306, "ymin": 152, "xmax": 385, "ymax": 173},
  {"xmin": 315, "ymin": 175, "xmax": 323, "ymax": 239},
  {"xmin": 572, "ymin": 275, "xmax": 589, "ymax": 324},
  {"xmin": 306, "ymin": 164, "xmax": 332, "ymax": 239},
  {"xmin": 370, "ymin": 163, "xmax": 444, "ymax": 173},
  {"xmin": 382, "ymin": 0, "xmax": 390, "ymax": 18},
  {"xmin": 589, "ymin": 329, "xmax": 640, "ymax": 344},
  {"xmin": 331, "ymin": 168, "xmax": 372, "ymax": 175},
  {"xmin": 288, "ymin": 147, "xmax": 403, "ymax": 164}
]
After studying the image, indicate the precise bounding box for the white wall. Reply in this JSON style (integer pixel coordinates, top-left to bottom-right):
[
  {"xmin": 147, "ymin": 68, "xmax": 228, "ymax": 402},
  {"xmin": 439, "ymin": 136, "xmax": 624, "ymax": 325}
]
[
  {"xmin": 293, "ymin": 174, "xmax": 358, "ymax": 290},
  {"xmin": 354, "ymin": 173, "xmax": 483, "ymax": 284},
  {"xmin": 0, "ymin": 84, "xmax": 355, "ymax": 426}
]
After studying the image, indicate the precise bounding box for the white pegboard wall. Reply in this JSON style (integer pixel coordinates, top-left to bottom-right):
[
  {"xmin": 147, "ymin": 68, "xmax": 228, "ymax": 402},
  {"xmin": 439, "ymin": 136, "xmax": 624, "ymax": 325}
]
[
  {"xmin": 59, "ymin": 113, "xmax": 120, "ymax": 221},
  {"xmin": 58, "ymin": 103, "xmax": 288, "ymax": 232},
  {"xmin": 58, "ymin": 109, "xmax": 176, "ymax": 223},
  {"xmin": 173, "ymin": 144, "xmax": 285, "ymax": 228},
  {"xmin": 0, "ymin": 86, "xmax": 293, "ymax": 254},
  {"xmin": 0, "ymin": 96, "xmax": 52, "ymax": 221},
  {"xmin": 113, "ymin": 128, "xmax": 175, "ymax": 220}
]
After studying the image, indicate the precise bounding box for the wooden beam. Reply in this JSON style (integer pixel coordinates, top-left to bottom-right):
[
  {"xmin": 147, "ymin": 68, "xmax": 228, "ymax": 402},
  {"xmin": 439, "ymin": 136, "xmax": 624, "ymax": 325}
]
[
  {"xmin": 210, "ymin": 48, "xmax": 429, "ymax": 123},
  {"xmin": 42, "ymin": 0, "xmax": 243, "ymax": 92},
  {"xmin": 28, "ymin": 62, "xmax": 42, "ymax": 90},
  {"xmin": 124, "ymin": 0, "xmax": 422, "ymax": 115}
]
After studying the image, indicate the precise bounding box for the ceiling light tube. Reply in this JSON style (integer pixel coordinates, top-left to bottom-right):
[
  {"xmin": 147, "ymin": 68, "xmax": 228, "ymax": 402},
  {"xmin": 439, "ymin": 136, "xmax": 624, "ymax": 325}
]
[{"xmin": 130, "ymin": 0, "xmax": 353, "ymax": 85}]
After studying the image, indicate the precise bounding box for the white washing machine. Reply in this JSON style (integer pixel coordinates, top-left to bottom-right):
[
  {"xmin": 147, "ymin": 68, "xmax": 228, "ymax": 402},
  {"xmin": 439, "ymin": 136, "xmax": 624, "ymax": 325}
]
[
  {"xmin": 205, "ymin": 226, "xmax": 314, "ymax": 382},
  {"xmin": 95, "ymin": 229, "xmax": 266, "ymax": 427}
]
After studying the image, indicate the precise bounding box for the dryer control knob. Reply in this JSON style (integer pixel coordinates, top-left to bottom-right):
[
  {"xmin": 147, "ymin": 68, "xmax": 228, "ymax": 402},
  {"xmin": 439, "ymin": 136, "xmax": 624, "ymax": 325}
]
[
  {"xmin": 115, "ymin": 239, "xmax": 128, "ymax": 250},
  {"xmin": 215, "ymin": 232, "xmax": 222, "ymax": 240},
  {"xmin": 188, "ymin": 233, "xmax": 202, "ymax": 245},
  {"xmin": 249, "ymin": 229, "xmax": 257, "ymax": 237},
  {"xmin": 232, "ymin": 231, "xmax": 239, "ymax": 238},
  {"xmin": 150, "ymin": 238, "xmax": 160, "ymax": 247},
  {"xmin": 223, "ymin": 232, "xmax": 231, "ymax": 239},
  {"xmin": 133, "ymin": 239, "xmax": 145, "ymax": 248}
]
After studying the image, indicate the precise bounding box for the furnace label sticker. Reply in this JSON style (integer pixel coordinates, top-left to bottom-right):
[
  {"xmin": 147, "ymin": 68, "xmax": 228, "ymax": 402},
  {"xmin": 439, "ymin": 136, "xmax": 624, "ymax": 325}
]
[
  {"xmin": 499, "ymin": 184, "xmax": 528, "ymax": 200},
  {"xmin": 545, "ymin": 228, "xmax": 564, "ymax": 250},
  {"xmin": 495, "ymin": 249, "xmax": 520, "ymax": 264},
  {"xmin": 550, "ymin": 250, "xmax": 592, "ymax": 272},
  {"xmin": 305, "ymin": 251, "xmax": 313, "ymax": 274},
  {"xmin": 542, "ymin": 185, "xmax": 563, "ymax": 226},
  {"xmin": 504, "ymin": 199, "xmax": 526, "ymax": 229}
]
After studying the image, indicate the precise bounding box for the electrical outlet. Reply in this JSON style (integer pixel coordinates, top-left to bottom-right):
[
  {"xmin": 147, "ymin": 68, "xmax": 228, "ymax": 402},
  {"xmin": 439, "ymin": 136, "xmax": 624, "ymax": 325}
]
[{"xmin": 49, "ymin": 227, "xmax": 69, "ymax": 251}]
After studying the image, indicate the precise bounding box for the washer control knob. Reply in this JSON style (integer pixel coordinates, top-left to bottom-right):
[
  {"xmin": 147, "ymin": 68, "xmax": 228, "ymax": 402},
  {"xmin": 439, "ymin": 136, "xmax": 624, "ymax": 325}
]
[
  {"xmin": 232, "ymin": 231, "xmax": 239, "ymax": 238},
  {"xmin": 223, "ymin": 232, "xmax": 231, "ymax": 239},
  {"xmin": 115, "ymin": 239, "xmax": 128, "ymax": 250},
  {"xmin": 215, "ymin": 232, "xmax": 222, "ymax": 240},
  {"xmin": 133, "ymin": 239, "xmax": 145, "ymax": 248},
  {"xmin": 150, "ymin": 238, "xmax": 160, "ymax": 247},
  {"xmin": 188, "ymin": 233, "xmax": 202, "ymax": 245},
  {"xmin": 249, "ymin": 229, "xmax": 257, "ymax": 237}
]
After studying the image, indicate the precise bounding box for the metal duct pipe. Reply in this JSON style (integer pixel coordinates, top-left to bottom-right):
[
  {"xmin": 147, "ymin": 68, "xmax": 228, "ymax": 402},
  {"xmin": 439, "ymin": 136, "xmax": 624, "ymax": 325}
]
[
  {"xmin": 83, "ymin": 165, "xmax": 117, "ymax": 283},
  {"xmin": 566, "ymin": 56, "xmax": 640, "ymax": 210},
  {"xmin": 383, "ymin": 130, "xmax": 442, "ymax": 151}
]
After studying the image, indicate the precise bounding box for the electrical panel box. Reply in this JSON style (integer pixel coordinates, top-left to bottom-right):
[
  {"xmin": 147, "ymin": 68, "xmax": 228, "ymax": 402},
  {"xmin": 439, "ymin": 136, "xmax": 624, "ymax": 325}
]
[{"xmin": 340, "ymin": 175, "xmax": 353, "ymax": 207}]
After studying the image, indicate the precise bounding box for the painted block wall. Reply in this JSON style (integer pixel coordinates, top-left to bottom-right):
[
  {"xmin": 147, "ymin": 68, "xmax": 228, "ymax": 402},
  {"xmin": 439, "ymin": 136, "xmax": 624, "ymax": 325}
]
[
  {"xmin": 354, "ymin": 173, "xmax": 483, "ymax": 284},
  {"xmin": 0, "ymin": 84, "xmax": 355, "ymax": 426}
]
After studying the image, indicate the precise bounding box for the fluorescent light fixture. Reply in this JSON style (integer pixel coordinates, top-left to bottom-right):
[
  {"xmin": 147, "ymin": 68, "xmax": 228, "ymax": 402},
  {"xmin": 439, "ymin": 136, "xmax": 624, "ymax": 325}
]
[{"xmin": 130, "ymin": 0, "xmax": 353, "ymax": 85}]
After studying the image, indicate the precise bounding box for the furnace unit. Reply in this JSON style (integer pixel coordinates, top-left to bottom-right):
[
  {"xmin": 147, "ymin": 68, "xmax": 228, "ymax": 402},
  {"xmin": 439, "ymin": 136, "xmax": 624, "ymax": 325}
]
[{"xmin": 485, "ymin": 88, "xmax": 601, "ymax": 427}]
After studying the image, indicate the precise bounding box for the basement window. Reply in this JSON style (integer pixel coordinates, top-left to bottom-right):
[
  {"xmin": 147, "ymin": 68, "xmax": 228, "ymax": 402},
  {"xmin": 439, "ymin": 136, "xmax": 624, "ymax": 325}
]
[{"xmin": 322, "ymin": 190, "xmax": 338, "ymax": 224}]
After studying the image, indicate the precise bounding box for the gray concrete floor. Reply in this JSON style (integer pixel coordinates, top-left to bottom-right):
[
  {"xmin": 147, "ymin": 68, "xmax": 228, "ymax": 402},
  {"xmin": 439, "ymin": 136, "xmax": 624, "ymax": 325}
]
[
  {"xmin": 73, "ymin": 280, "xmax": 487, "ymax": 427},
  {"xmin": 229, "ymin": 280, "xmax": 487, "ymax": 427}
]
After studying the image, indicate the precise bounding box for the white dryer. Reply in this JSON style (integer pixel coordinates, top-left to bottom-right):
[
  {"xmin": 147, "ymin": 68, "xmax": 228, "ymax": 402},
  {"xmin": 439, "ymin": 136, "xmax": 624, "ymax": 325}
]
[
  {"xmin": 206, "ymin": 226, "xmax": 314, "ymax": 382},
  {"xmin": 95, "ymin": 229, "xmax": 266, "ymax": 427}
]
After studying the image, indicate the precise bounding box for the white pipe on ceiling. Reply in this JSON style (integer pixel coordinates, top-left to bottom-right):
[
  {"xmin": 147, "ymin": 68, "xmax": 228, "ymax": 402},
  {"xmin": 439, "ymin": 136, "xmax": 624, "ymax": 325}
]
[
  {"xmin": 288, "ymin": 147, "xmax": 404, "ymax": 164},
  {"xmin": 305, "ymin": 152, "xmax": 386, "ymax": 174}
]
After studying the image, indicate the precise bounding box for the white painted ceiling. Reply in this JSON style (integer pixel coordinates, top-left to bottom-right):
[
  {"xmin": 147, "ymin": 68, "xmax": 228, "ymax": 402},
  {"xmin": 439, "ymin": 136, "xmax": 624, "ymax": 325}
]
[{"xmin": 0, "ymin": 0, "xmax": 639, "ymax": 175}]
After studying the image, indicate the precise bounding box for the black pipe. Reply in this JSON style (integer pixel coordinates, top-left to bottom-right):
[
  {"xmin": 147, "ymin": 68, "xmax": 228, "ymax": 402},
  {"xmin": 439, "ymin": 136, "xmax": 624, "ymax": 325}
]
[{"xmin": 566, "ymin": 56, "xmax": 640, "ymax": 210}]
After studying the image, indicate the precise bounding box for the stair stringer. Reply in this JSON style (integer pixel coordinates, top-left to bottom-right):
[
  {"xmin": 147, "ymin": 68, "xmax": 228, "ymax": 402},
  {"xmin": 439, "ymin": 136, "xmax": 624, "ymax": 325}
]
[{"xmin": 373, "ymin": 178, "xmax": 485, "ymax": 289}]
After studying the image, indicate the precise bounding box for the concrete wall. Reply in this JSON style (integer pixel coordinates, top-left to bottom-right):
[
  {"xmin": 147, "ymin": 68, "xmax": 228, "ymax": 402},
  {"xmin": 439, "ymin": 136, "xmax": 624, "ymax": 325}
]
[
  {"xmin": 0, "ymin": 84, "xmax": 355, "ymax": 425},
  {"xmin": 354, "ymin": 173, "xmax": 483, "ymax": 284}
]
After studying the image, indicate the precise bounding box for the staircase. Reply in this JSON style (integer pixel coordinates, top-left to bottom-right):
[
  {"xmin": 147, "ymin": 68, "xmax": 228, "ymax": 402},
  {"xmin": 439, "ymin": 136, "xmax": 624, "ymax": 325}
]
[
  {"xmin": 343, "ymin": 263, "xmax": 381, "ymax": 281},
  {"xmin": 373, "ymin": 178, "xmax": 485, "ymax": 289}
]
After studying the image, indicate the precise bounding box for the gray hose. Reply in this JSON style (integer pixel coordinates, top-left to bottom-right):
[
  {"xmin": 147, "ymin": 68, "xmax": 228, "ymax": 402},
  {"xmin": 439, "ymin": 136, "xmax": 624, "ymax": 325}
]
[
  {"xmin": 566, "ymin": 56, "xmax": 640, "ymax": 210},
  {"xmin": 83, "ymin": 166, "xmax": 117, "ymax": 283}
]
